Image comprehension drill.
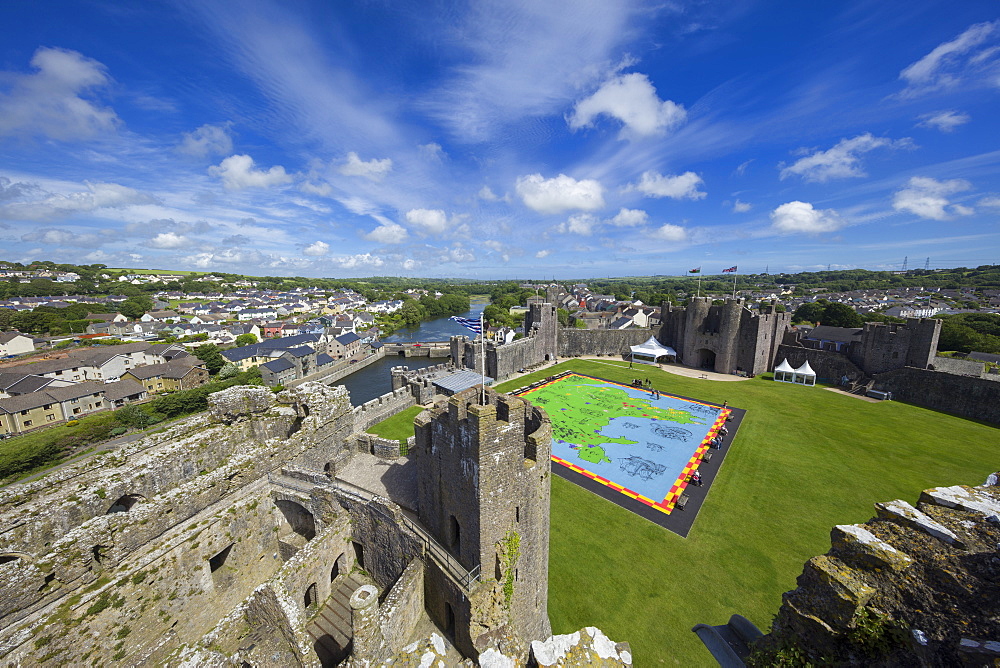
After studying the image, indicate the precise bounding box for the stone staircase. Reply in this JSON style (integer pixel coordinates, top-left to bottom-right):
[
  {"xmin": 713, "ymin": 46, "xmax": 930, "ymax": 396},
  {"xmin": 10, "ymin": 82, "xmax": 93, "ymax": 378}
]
[{"xmin": 306, "ymin": 572, "xmax": 368, "ymax": 666}]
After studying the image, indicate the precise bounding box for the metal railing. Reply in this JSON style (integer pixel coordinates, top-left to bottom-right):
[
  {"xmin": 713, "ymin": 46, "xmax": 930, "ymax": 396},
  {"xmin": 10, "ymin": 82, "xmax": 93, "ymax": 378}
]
[{"xmin": 330, "ymin": 478, "xmax": 481, "ymax": 591}]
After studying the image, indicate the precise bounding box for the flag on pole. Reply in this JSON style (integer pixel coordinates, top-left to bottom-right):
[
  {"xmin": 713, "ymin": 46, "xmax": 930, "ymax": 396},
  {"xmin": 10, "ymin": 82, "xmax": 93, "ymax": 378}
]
[
  {"xmin": 722, "ymin": 266, "xmax": 738, "ymax": 273},
  {"xmin": 450, "ymin": 316, "xmax": 482, "ymax": 334},
  {"xmin": 689, "ymin": 267, "xmax": 701, "ymax": 274}
]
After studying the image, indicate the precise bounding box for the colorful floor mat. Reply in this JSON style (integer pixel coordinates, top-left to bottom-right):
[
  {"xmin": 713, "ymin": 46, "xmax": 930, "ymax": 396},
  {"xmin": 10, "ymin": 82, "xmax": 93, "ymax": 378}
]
[{"xmin": 516, "ymin": 372, "xmax": 741, "ymax": 535}]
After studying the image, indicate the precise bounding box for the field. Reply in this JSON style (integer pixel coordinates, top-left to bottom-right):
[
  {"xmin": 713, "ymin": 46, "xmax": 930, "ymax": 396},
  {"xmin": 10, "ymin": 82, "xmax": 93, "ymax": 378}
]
[{"xmin": 371, "ymin": 359, "xmax": 997, "ymax": 664}]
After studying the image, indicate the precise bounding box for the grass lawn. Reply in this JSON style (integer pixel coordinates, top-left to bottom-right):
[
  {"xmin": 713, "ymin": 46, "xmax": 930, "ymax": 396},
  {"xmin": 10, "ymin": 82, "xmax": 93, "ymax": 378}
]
[
  {"xmin": 367, "ymin": 405, "xmax": 426, "ymax": 443},
  {"xmin": 491, "ymin": 359, "xmax": 998, "ymax": 665},
  {"xmin": 369, "ymin": 360, "xmax": 997, "ymax": 663}
]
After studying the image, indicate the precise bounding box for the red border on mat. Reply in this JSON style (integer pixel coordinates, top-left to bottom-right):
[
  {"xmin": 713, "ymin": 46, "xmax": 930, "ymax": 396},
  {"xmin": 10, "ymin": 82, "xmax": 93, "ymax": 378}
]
[{"xmin": 518, "ymin": 372, "xmax": 730, "ymax": 514}]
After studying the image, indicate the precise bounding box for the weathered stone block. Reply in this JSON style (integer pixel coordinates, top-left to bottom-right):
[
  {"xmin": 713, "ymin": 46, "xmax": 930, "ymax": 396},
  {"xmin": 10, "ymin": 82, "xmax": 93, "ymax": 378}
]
[
  {"xmin": 831, "ymin": 524, "xmax": 914, "ymax": 571},
  {"xmin": 875, "ymin": 499, "xmax": 963, "ymax": 547}
]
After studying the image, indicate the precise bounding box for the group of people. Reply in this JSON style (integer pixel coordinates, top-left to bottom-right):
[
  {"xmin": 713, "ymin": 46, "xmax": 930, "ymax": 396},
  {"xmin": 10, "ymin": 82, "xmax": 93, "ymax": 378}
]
[
  {"xmin": 691, "ymin": 414, "xmax": 731, "ymax": 487},
  {"xmin": 629, "ymin": 377, "xmax": 661, "ymax": 399}
]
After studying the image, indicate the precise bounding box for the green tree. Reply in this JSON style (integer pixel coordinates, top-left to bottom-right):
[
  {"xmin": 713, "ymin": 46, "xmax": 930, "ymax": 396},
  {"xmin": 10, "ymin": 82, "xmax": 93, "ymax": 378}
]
[
  {"xmin": 194, "ymin": 343, "xmax": 226, "ymax": 374},
  {"xmin": 235, "ymin": 333, "xmax": 258, "ymax": 347},
  {"xmin": 557, "ymin": 308, "xmax": 570, "ymax": 327},
  {"xmin": 217, "ymin": 362, "xmax": 240, "ymax": 379},
  {"xmin": 792, "ymin": 301, "xmax": 826, "ymax": 324},
  {"xmin": 115, "ymin": 404, "xmax": 153, "ymax": 430},
  {"xmin": 820, "ymin": 303, "xmax": 864, "ymax": 328},
  {"xmin": 119, "ymin": 295, "xmax": 154, "ymax": 319}
]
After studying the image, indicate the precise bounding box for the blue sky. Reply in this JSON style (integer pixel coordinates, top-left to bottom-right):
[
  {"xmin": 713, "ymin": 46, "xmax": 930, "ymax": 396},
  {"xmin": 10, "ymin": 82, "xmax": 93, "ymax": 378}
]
[{"xmin": 0, "ymin": 1, "xmax": 998, "ymax": 278}]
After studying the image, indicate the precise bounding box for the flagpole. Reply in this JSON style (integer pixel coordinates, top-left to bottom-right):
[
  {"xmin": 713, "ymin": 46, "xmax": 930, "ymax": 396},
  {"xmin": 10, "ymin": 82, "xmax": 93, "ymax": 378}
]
[
  {"xmin": 480, "ymin": 311, "xmax": 485, "ymax": 405},
  {"xmin": 732, "ymin": 269, "xmax": 737, "ymax": 299},
  {"xmin": 697, "ymin": 273, "xmax": 701, "ymax": 299}
]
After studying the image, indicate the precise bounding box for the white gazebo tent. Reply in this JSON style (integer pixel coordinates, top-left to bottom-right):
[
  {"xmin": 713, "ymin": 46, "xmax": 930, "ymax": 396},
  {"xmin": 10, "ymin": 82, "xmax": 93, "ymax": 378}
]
[
  {"xmin": 792, "ymin": 360, "xmax": 817, "ymax": 386},
  {"xmin": 629, "ymin": 336, "xmax": 677, "ymax": 364},
  {"xmin": 773, "ymin": 358, "xmax": 795, "ymax": 383}
]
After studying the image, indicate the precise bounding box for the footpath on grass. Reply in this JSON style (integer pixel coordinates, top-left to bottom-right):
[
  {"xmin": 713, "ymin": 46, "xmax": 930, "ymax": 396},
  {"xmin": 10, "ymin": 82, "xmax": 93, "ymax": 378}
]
[{"xmin": 4, "ymin": 414, "xmax": 193, "ymax": 489}]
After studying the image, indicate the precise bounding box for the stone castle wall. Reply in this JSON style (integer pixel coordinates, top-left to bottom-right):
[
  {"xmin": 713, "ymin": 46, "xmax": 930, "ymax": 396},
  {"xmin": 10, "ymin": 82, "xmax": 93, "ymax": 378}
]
[
  {"xmin": 558, "ymin": 328, "xmax": 653, "ymax": 357},
  {"xmin": 0, "ymin": 383, "xmax": 360, "ymax": 666},
  {"xmin": 873, "ymin": 366, "xmax": 1000, "ymax": 425},
  {"xmin": 775, "ymin": 344, "xmax": 867, "ymax": 383},
  {"xmin": 929, "ymin": 355, "xmax": 989, "ymax": 378},
  {"xmin": 350, "ymin": 386, "xmax": 416, "ymax": 434},
  {"xmin": 758, "ymin": 480, "xmax": 1000, "ymax": 665}
]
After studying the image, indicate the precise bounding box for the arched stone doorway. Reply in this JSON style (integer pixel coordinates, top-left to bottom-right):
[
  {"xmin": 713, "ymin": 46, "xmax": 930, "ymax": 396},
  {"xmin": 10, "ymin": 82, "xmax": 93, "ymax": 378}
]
[
  {"xmin": 694, "ymin": 348, "xmax": 716, "ymax": 370},
  {"xmin": 275, "ymin": 499, "xmax": 316, "ymax": 561}
]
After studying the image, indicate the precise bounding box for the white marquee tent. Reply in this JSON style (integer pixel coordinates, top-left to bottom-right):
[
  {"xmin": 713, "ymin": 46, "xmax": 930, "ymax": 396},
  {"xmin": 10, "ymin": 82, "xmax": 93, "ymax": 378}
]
[
  {"xmin": 629, "ymin": 336, "xmax": 677, "ymax": 364},
  {"xmin": 774, "ymin": 358, "xmax": 817, "ymax": 386},
  {"xmin": 774, "ymin": 358, "xmax": 795, "ymax": 383}
]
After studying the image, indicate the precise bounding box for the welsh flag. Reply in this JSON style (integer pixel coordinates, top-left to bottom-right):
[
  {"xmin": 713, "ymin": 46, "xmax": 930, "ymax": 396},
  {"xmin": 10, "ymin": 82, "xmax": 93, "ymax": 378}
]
[{"xmin": 689, "ymin": 267, "xmax": 701, "ymax": 274}]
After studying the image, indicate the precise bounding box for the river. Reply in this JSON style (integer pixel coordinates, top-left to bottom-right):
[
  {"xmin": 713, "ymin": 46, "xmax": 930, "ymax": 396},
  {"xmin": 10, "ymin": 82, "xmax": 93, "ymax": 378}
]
[{"xmin": 333, "ymin": 301, "xmax": 486, "ymax": 405}]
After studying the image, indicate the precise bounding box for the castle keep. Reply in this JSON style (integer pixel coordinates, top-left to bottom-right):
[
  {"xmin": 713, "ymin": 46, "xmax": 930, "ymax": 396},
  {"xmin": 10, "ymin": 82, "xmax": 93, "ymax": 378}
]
[{"xmin": 656, "ymin": 297, "xmax": 790, "ymax": 375}]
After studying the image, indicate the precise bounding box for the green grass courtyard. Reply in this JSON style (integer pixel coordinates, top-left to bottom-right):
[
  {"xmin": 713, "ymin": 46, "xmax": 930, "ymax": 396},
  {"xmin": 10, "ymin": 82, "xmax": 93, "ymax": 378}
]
[{"xmin": 377, "ymin": 359, "xmax": 998, "ymax": 664}]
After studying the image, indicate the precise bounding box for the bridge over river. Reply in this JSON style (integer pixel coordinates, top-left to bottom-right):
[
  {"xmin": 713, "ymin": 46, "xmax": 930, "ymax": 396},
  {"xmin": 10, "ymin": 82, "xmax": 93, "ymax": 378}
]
[{"xmin": 381, "ymin": 341, "xmax": 451, "ymax": 357}]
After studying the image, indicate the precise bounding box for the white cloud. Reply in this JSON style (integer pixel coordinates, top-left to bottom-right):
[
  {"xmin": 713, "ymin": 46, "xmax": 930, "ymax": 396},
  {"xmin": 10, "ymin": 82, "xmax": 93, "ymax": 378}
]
[
  {"xmin": 147, "ymin": 232, "xmax": 192, "ymax": 249},
  {"xmin": 608, "ymin": 208, "xmax": 647, "ymax": 227},
  {"xmin": 892, "ymin": 176, "xmax": 973, "ymax": 220},
  {"xmin": 419, "ymin": 143, "xmax": 445, "ymax": 161},
  {"xmin": 0, "ymin": 180, "xmax": 159, "ymax": 221},
  {"xmin": 899, "ymin": 21, "xmax": 1000, "ymax": 95},
  {"xmin": 733, "ymin": 200, "xmax": 751, "ymax": 213},
  {"xmin": 535, "ymin": 249, "xmax": 551, "ymax": 258},
  {"xmin": 0, "ymin": 47, "xmax": 118, "ymax": 140},
  {"xmin": 20, "ymin": 227, "xmax": 103, "ymax": 247},
  {"xmin": 482, "ymin": 240, "xmax": 504, "ymax": 252},
  {"xmin": 402, "ymin": 259, "xmax": 419, "ymax": 271},
  {"xmin": 334, "ymin": 253, "xmax": 385, "ymax": 269},
  {"xmin": 556, "ymin": 213, "xmax": 598, "ymax": 236},
  {"xmin": 568, "ymin": 72, "xmax": 686, "ymax": 138},
  {"xmin": 445, "ymin": 244, "xmax": 476, "ymax": 263},
  {"xmin": 478, "ymin": 186, "xmax": 502, "ymax": 201},
  {"xmin": 303, "ymin": 240, "xmax": 330, "ymax": 256},
  {"xmin": 421, "ymin": 2, "xmax": 641, "ymax": 142},
  {"xmin": 918, "ymin": 110, "xmax": 971, "ymax": 132},
  {"xmin": 979, "ymin": 196, "xmax": 1000, "ymax": 209},
  {"xmin": 780, "ymin": 134, "xmax": 909, "ymax": 182},
  {"xmin": 770, "ymin": 201, "xmax": 842, "ymax": 234},
  {"xmin": 650, "ymin": 224, "xmax": 687, "ymax": 242},
  {"xmin": 84, "ymin": 250, "xmax": 114, "ymax": 262},
  {"xmin": 209, "ymin": 154, "xmax": 292, "ymax": 190},
  {"xmin": 516, "ymin": 173, "xmax": 605, "ymax": 214},
  {"xmin": 405, "ymin": 208, "xmax": 450, "ymax": 235},
  {"xmin": 338, "ymin": 152, "xmax": 393, "ymax": 180},
  {"xmin": 627, "ymin": 170, "xmax": 706, "ymax": 200},
  {"xmin": 178, "ymin": 123, "xmax": 233, "ymax": 157},
  {"xmin": 184, "ymin": 249, "xmax": 265, "ymax": 268},
  {"xmin": 364, "ymin": 222, "xmax": 409, "ymax": 244}
]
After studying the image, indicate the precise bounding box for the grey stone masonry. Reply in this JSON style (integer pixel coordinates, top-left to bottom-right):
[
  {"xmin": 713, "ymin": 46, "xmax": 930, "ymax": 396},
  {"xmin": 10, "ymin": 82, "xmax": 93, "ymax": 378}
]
[{"xmin": 415, "ymin": 385, "xmax": 553, "ymax": 657}]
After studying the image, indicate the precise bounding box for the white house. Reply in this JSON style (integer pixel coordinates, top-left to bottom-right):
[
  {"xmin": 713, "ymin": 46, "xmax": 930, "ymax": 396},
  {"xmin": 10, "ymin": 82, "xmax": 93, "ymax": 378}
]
[{"xmin": 0, "ymin": 332, "xmax": 35, "ymax": 357}]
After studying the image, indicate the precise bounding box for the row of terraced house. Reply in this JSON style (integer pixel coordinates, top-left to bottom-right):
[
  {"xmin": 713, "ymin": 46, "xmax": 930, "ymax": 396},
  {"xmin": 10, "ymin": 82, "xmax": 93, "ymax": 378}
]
[{"xmin": 0, "ymin": 342, "xmax": 209, "ymax": 437}]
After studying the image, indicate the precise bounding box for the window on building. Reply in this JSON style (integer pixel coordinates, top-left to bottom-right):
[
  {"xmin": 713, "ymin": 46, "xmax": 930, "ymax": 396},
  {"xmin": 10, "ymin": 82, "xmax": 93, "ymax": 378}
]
[
  {"xmin": 23, "ymin": 420, "xmax": 32, "ymax": 426},
  {"xmin": 73, "ymin": 408, "xmax": 81, "ymax": 414},
  {"xmin": 46, "ymin": 414, "xmax": 55, "ymax": 422},
  {"xmin": 43, "ymin": 404, "xmax": 52, "ymax": 410}
]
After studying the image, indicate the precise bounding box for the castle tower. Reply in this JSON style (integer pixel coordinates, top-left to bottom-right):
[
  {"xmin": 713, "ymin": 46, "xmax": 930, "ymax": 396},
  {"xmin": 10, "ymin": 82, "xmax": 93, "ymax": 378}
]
[
  {"xmin": 524, "ymin": 302, "xmax": 558, "ymax": 363},
  {"xmin": 415, "ymin": 386, "xmax": 552, "ymax": 654},
  {"xmin": 859, "ymin": 318, "xmax": 942, "ymax": 375}
]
